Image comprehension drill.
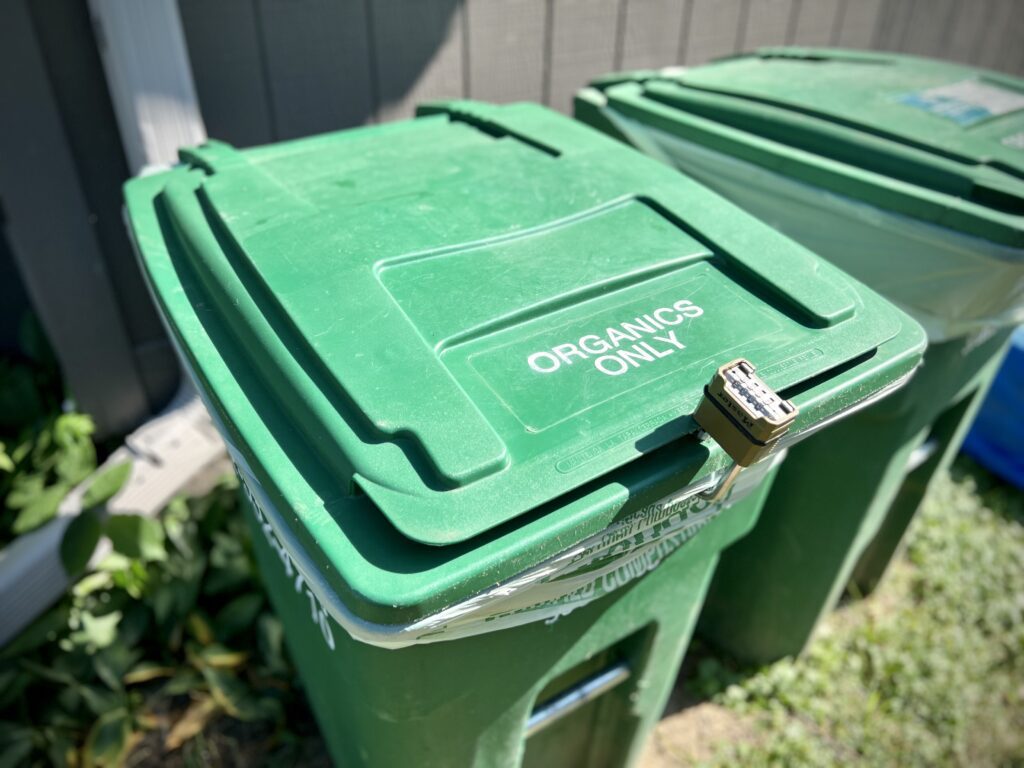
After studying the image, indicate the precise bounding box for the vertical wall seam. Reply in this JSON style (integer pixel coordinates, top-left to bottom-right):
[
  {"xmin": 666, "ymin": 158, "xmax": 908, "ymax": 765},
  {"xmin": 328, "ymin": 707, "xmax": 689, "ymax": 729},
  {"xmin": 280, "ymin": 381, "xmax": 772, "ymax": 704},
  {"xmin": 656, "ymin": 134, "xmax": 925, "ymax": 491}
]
[
  {"xmin": 995, "ymin": 0, "xmax": 1023, "ymax": 72},
  {"xmin": 829, "ymin": 0, "xmax": 849, "ymax": 46},
  {"xmin": 677, "ymin": 0, "xmax": 694, "ymax": 63},
  {"xmin": 735, "ymin": 0, "xmax": 752, "ymax": 51},
  {"xmin": 871, "ymin": 0, "xmax": 893, "ymax": 50},
  {"xmin": 541, "ymin": 0, "xmax": 554, "ymax": 106},
  {"xmin": 967, "ymin": 1, "xmax": 991, "ymax": 63},
  {"xmin": 363, "ymin": 0, "xmax": 381, "ymax": 123},
  {"xmin": 785, "ymin": 0, "xmax": 803, "ymax": 45},
  {"xmin": 460, "ymin": 0, "xmax": 471, "ymax": 98},
  {"xmin": 937, "ymin": 0, "xmax": 961, "ymax": 54},
  {"xmin": 872, "ymin": 0, "xmax": 897, "ymax": 50},
  {"xmin": 1015, "ymin": 12, "xmax": 1024, "ymax": 75},
  {"xmin": 613, "ymin": 0, "xmax": 629, "ymax": 71},
  {"xmin": 250, "ymin": 0, "xmax": 279, "ymax": 140},
  {"xmin": 897, "ymin": 0, "xmax": 919, "ymax": 51}
]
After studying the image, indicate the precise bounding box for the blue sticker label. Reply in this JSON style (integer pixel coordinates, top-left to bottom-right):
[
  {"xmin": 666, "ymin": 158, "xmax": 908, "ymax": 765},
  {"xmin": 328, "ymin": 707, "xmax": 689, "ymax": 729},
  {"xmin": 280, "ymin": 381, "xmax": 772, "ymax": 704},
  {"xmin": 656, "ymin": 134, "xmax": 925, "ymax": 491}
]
[{"xmin": 898, "ymin": 80, "xmax": 1024, "ymax": 127}]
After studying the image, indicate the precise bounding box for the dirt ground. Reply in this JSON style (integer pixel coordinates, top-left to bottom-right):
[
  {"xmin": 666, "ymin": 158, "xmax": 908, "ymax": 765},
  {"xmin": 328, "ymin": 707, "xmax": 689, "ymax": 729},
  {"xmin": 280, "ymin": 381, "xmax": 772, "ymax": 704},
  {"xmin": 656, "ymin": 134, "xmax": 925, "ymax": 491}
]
[{"xmin": 640, "ymin": 699, "xmax": 761, "ymax": 767}]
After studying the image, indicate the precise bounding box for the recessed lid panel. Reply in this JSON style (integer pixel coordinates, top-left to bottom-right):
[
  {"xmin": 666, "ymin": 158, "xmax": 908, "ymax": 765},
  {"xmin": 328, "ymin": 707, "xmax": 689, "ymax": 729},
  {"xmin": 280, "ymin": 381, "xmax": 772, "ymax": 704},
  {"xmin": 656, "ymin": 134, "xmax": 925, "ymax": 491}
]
[{"xmin": 151, "ymin": 101, "xmax": 911, "ymax": 545}]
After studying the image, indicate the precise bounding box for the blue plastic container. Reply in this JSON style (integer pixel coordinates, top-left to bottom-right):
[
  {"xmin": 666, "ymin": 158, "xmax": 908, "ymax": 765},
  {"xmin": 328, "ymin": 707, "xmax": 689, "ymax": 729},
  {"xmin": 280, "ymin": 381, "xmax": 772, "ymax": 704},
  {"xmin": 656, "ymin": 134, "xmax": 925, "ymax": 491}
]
[{"xmin": 963, "ymin": 327, "xmax": 1024, "ymax": 488}]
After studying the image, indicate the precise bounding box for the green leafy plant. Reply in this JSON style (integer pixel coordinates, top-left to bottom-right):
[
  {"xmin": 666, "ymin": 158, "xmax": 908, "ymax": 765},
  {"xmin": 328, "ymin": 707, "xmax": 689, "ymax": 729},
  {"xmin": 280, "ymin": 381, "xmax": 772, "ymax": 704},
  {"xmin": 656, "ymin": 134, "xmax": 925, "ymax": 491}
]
[
  {"xmin": 0, "ymin": 442, "xmax": 13, "ymax": 474},
  {"xmin": 0, "ymin": 412, "xmax": 97, "ymax": 546},
  {"xmin": 0, "ymin": 314, "xmax": 64, "ymax": 436},
  {"xmin": 59, "ymin": 463, "xmax": 134, "ymax": 578},
  {"xmin": 0, "ymin": 474, "xmax": 316, "ymax": 767},
  {"xmin": 0, "ymin": 314, "xmax": 83, "ymax": 549}
]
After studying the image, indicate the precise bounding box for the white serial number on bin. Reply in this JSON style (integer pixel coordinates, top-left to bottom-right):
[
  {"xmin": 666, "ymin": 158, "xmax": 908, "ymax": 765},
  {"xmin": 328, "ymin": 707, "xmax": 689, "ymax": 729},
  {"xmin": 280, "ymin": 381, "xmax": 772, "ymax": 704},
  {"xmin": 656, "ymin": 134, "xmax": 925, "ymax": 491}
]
[{"xmin": 239, "ymin": 474, "xmax": 337, "ymax": 652}]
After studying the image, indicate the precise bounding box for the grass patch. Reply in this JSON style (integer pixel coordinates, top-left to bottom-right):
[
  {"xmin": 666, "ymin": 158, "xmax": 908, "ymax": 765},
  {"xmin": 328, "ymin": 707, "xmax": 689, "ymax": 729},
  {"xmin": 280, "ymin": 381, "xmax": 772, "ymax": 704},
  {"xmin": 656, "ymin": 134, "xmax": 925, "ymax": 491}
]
[{"xmin": 682, "ymin": 458, "xmax": 1024, "ymax": 767}]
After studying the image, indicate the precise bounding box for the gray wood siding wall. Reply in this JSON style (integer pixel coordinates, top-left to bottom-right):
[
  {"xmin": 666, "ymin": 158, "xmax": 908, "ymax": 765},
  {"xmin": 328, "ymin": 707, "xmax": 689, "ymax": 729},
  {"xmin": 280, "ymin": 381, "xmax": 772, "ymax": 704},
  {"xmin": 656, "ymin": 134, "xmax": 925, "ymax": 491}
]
[
  {"xmin": 181, "ymin": 0, "xmax": 1024, "ymax": 147},
  {"xmin": 1, "ymin": 0, "xmax": 181, "ymax": 436},
  {"xmin": 7, "ymin": 0, "xmax": 1022, "ymax": 438}
]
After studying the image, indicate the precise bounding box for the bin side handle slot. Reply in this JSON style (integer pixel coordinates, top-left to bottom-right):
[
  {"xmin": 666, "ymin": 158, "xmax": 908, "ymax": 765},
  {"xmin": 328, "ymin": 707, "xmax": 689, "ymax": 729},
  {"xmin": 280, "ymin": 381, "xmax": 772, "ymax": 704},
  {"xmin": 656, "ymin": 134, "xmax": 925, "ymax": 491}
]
[{"xmin": 525, "ymin": 661, "xmax": 631, "ymax": 737}]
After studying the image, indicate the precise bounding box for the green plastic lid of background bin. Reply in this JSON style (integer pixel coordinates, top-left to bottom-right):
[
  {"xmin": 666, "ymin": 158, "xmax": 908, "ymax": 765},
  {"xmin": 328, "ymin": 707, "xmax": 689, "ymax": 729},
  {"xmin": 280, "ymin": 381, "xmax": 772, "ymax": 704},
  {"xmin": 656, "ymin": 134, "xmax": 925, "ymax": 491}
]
[
  {"xmin": 125, "ymin": 101, "xmax": 920, "ymax": 548},
  {"xmin": 586, "ymin": 48, "xmax": 1024, "ymax": 246}
]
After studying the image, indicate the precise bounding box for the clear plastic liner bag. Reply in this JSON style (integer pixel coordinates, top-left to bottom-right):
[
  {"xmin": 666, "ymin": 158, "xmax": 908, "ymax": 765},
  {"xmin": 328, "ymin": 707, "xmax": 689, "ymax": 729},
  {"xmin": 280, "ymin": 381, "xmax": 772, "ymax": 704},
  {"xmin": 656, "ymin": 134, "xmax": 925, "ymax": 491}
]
[
  {"xmin": 608, "ymin": 112, "xmax": 1024, "ymax": 342},
  {"xmin": 234, "ymin": 441, "xmax": 782, "ymax": 649}
]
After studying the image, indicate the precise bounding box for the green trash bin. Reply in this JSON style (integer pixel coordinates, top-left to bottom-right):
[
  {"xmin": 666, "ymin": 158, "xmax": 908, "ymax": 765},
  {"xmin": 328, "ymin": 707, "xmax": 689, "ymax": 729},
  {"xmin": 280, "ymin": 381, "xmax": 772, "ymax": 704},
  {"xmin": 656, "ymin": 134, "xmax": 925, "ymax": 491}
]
[
  {"xmin": 577, "ymin": 48, "xmax": 1024, "ymax": 663},
  {"xmin": 125, "ymin": 100, "xmax": 924, "ymax": 766}
]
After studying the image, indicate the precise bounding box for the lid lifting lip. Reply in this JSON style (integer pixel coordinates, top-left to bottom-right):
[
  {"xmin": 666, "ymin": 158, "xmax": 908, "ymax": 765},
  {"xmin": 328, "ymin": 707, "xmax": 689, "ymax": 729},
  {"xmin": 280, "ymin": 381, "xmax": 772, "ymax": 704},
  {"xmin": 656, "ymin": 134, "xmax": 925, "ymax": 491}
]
[
  {"xmin": 631, "ymin": 50, "xmax": 1024, "ymax": 217},
  {"xmin": 598, "ymin": 85, "xmax": 1024, "ymax": 246},
  {"xmin": 640, "ymin": 80, "xmax": 1021, "ymax": 205}
]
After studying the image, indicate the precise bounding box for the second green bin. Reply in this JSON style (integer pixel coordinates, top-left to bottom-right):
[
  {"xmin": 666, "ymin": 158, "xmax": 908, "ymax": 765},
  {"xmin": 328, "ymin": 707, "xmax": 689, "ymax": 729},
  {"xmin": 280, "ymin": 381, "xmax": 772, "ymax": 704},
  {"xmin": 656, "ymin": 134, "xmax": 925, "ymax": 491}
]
[{"xmin": 577, "ymin": 48, "xmax": 1024, "ymax": 662}]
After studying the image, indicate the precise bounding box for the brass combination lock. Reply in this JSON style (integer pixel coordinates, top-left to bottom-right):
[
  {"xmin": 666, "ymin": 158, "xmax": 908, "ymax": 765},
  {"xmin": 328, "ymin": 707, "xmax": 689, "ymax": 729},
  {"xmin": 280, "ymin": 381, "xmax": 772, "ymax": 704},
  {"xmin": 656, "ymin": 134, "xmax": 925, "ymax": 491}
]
[{"xmin": 694, "ymin": 359, "xmax": 798, "ymax": 468}]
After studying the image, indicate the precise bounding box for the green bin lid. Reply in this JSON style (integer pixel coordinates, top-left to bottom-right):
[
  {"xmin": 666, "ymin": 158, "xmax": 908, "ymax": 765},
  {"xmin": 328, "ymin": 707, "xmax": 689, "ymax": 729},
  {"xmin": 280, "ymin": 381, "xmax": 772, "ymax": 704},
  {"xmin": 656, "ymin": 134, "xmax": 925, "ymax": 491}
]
[
  {"xmin": 125, "ymin": 101, "xmax": 921, "ymax": 555},
  {"xmin": 589, "ymin": 48, "xmax": 1024, "ymax": 247}
]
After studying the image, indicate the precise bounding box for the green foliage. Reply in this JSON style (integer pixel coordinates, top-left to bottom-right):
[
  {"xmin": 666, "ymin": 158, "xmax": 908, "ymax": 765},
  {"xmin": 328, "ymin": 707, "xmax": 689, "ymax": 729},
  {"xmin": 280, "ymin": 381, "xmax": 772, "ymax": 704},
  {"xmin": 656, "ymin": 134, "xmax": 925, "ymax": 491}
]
[
  {"xmin": 81, "ymin": 463, "xmax": 131, "ymax": 511},
  {"xmin": 105, "ymin": 514, "xmax": 166, "ymax": 563},
  {"xmin": 0, "ymin": 313, "xmax": 63, "ymax": 434},
  {"xmin": 1, "ymin": 412, "xmax": 97, "ymax": 546},
  {"xmin": 60, "ymin": 511, "xmax": 104, "ymax": 577},
  {"xmin": 0, "ymin": 442, "xmax": 13, "ymax": 474},
  {"xmin": 83, "ymin": 708, "xmax": 131, "ymax": 768},
  {"xmin": 0, "ymin": 474, "xmax": 312, "ymax": 767},
  {"xmin": 697, "ymin": 460, "xmax": 1024, "ymax": 768},
  {"xmin": 0, "ymin": 316, "xmax": 94, "ymax": 547}
]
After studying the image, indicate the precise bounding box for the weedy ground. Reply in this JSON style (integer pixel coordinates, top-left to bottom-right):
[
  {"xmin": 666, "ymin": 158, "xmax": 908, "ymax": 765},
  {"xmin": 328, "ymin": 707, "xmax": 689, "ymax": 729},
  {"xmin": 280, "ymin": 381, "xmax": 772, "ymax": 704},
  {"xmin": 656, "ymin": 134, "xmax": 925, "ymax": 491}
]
[{"xmin": 643, "ymin": 457, "xmax": 1024, "ymax": 768}]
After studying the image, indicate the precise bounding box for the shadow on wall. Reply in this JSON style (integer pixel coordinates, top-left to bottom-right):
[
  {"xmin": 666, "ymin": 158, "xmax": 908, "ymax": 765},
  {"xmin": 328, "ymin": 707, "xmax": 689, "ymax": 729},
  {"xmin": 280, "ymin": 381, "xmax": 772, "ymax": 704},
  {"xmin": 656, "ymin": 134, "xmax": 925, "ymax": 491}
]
[
  {"xmin": 0, "ymin": 0, "xmax": 182, "ymax": 437},
  {"xmin": 179, "ymin": 0, "xmax": 462, "ymax": 147},
  {"xmin": 0, "ymin": 214, "xmax": 31, "ymax": 356}
]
